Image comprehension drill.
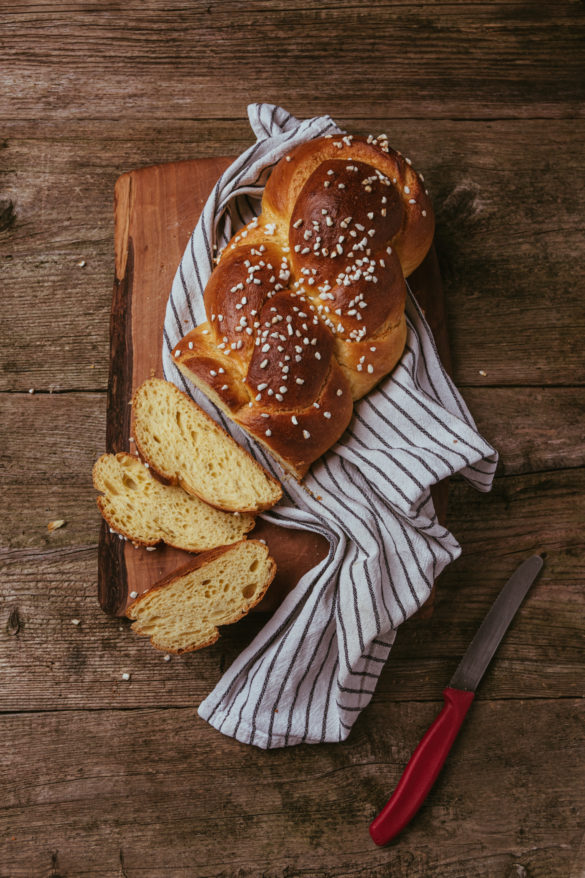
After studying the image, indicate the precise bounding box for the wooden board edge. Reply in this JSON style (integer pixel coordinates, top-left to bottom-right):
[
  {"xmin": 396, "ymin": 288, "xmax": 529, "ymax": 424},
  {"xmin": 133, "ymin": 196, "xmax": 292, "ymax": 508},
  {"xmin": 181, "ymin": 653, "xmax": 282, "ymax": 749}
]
[{"xmin": 98, "ymin": 172, "xmax": 135, "ymax": 615}]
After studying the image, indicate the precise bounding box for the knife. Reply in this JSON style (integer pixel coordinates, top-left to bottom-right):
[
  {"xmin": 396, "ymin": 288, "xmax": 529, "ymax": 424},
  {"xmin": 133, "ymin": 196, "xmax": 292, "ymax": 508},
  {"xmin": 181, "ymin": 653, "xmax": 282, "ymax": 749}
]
[{"xmin": 369, "ymin": 554, "xmax": 544, "ymax": 846}]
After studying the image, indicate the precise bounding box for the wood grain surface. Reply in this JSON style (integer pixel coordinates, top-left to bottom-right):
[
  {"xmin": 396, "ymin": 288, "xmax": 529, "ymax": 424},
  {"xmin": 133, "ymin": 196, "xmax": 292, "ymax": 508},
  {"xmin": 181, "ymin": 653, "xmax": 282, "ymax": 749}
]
[{"xmin": 2, "ymin": 2, "xmax": 585, "ymax": 877}]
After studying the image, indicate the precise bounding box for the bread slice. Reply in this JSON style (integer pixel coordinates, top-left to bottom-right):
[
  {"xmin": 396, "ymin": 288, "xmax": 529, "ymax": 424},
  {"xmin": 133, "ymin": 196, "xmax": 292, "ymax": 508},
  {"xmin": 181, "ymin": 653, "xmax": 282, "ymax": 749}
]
[
  {"xmin": 132, "ymin": 378, "xmax": 282, "ymax": 513},
  {"xmin": 126, "ymin": 540, "xmax": 276, "ymax": 653},
  {"xmin": 93, "ymin": 452, "xmax": 255, "ymax": 551}
]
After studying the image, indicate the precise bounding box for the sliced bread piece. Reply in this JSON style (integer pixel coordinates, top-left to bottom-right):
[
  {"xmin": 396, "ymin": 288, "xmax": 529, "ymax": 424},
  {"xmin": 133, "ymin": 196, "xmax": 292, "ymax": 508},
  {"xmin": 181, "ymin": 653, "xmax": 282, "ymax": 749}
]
[
  {"xmin": 126, "ymin": 540, "xmax": 276, "ymax": 653},
  {"xmin": 132, "ymin": 377, "xmax": 282, "ymax": 513},
  {"xmin": 93, "ymin": 452, "xmax": 255, "ymax": 551}
]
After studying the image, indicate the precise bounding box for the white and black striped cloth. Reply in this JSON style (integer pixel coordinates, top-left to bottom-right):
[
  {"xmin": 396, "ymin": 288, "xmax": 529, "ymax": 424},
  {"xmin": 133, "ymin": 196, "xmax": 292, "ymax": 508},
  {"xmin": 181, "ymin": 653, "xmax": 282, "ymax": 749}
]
[{"xmin": 162, "ymin": 103, "xmax": 498, "ymax": 748}]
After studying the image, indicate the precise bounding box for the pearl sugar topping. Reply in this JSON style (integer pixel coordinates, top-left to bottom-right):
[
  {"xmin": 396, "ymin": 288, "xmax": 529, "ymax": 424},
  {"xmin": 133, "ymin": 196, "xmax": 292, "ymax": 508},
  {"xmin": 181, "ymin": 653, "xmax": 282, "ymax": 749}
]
[{"xmin": 196, "ymin": 135, "xmax": 426, "ymax": 435}]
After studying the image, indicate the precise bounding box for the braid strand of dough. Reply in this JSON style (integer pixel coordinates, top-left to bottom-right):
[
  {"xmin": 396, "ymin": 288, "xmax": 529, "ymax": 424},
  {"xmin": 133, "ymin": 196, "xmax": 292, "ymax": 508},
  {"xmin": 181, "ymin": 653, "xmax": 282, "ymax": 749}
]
[{"xmin": 173, "ymin": 134, "xmax": 434, "ymax": 479}]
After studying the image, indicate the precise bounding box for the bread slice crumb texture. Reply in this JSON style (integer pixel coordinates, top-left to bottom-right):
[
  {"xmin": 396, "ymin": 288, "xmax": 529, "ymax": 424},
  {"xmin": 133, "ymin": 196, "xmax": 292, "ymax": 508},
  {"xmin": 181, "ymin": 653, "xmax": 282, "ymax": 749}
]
[
  {"xmin": 132, "ymin": 378, "xmax": 282, "ymax": 513},
  {"xmin": 93, "ymin": 452, "xmax": 255, "ymax": 551},
  {"xmin": 126, "ymin": 540, "xmax": 276, "ymax": 653}
]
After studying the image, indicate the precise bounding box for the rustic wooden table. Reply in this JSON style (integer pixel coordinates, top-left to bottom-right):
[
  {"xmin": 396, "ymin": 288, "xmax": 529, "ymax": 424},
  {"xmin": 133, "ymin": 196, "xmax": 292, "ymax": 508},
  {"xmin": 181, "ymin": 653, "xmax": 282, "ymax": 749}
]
[{"xmin": 2, "ymin": 3, "xmax": 584, "ymax": 877}]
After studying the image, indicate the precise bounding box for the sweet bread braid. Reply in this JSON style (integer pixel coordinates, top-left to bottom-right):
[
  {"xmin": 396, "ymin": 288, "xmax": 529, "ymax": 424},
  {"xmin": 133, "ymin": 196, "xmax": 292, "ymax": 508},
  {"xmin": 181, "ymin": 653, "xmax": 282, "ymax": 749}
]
[{"xmin": 173, "ymin": 134, "xmax": 434, "ymax": 478}]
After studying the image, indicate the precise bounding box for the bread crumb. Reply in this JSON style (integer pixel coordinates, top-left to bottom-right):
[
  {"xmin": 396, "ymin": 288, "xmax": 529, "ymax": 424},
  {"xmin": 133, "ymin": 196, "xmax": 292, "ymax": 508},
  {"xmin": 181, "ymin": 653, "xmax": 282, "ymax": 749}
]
[
  {"xmin": 71, "ymin": 618, "xmax": 81, "ymax": 626},
  {"xmin": 126, "ymin": 540, "xmax": 274, "ymax": 653},
  {"xmin": 48, "ymin": 519, "xmax": 66, "ymax": 532},
  {"xmin": 77, "ymin": 259, "xmax": 86, "ymax": 267},
  {"xmin": 121, "ymin": 672, "xmax": 131, "ymax": 681},
  {"xmin": 28, "ymin": 388, "xmax": 34, "ymax": 394},
  {"xmin": 163, "ymin": 654, "xmax": 171, "ymax": 662},
  {"xmin": 479, "ymin": 369, "xmax": 487, "ymax": 376},
  {"xmin": 129, "ymin": 591, "xmax": 138, "ymax": 599}
]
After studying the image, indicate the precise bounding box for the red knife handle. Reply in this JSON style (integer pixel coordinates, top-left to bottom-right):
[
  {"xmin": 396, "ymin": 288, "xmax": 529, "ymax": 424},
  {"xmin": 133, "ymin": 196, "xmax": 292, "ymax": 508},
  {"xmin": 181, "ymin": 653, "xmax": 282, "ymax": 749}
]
[{"xmin": 369, "ymin": 687, "xmax": 475, "ymax": 845}]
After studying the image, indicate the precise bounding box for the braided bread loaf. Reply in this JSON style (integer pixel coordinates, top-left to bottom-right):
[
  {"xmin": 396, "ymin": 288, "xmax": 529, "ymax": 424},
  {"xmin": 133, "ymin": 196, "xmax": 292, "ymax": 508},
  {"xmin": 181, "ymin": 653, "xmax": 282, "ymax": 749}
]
[{"xmin": 173, "ymin": 134, "xmax": 434, "ymax": 478}]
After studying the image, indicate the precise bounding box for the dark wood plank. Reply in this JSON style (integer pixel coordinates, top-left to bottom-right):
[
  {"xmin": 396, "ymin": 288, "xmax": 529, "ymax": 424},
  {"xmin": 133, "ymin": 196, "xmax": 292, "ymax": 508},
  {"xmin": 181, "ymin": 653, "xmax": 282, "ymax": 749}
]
[
  {"xmin": 462, "ymin": 387, "xmax": 585, "ymax": 476},
  {"xmin": 2, "ymin": 382, "xmax": 583, "ymax": 509},
  {"xmin": 2, "ymin": 384, "xmax": 584, "ymax": 567},
  {"xmin": 2, "ymin": 467, "xmax": 583, "ymax": 711},
  {"xmin": 1, "ymin": 4, "xmax": 583, "ymax": 873},
  {"xmin": 2, "ymin": 2, "xmax": 584, "ymax": 120},
  {"xmin": 1, "ymin": 699, "xmax": 583, "ymax": 877},
  {"xmin": 2, "ymin": 120, "xmax": 584, "ymax": 391}
]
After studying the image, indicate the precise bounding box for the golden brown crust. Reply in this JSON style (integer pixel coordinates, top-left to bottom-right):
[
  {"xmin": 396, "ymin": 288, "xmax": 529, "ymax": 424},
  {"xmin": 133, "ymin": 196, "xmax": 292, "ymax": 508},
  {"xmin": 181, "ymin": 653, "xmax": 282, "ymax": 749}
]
[
  {"xmin": 175, "ymin": 328, "xmax": 250, "ymax": 413},
  {"xmin": 173, "ymin": 133, "xmax": 434, "ymax": 478},
  {"xmin": 237, "ymin": 360, "xmax": 353, "ymax": 478}
]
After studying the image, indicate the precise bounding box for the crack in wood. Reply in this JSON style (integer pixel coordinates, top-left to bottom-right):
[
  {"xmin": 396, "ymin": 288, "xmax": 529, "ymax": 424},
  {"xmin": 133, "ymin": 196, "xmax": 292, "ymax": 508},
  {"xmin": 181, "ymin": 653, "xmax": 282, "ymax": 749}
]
[
  {"xmin": 50, "ymin": 849, "xmax": 63, "ymax": 878},
  {"xmin": 0, "ymin": 198, "xmax": 16, "ymax": 233},
  {"xmin": 119, "ymin": 847, "xmax": 129, "ymax": 878},
  {"xmin": 6, "ymin": 606, "xmax": 21, "ymax": 636}
]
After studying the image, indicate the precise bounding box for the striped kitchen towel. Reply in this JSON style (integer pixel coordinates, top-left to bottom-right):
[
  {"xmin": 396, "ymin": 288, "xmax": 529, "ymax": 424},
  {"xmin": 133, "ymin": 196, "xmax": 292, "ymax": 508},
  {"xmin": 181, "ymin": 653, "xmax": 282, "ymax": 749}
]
[{"xmin": 162, "ymin": 103, "xmax": 498, "ymax": 748}]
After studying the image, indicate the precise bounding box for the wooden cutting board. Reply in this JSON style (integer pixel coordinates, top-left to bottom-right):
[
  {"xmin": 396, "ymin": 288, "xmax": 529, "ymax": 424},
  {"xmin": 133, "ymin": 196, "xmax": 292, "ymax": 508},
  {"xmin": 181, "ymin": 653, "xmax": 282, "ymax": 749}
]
[{"xmin": 98, "ymin": 157, "xmax": 451, "ymax": 617}]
